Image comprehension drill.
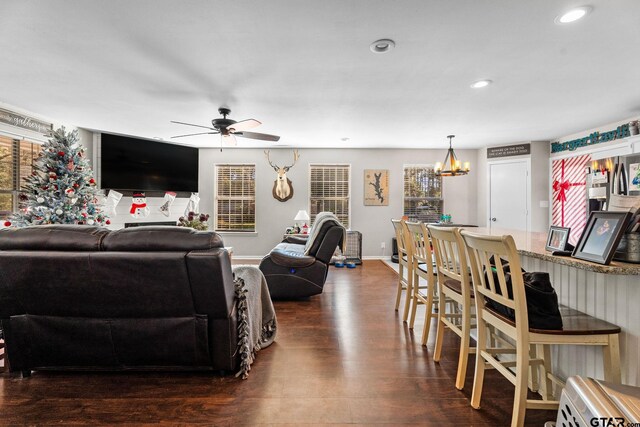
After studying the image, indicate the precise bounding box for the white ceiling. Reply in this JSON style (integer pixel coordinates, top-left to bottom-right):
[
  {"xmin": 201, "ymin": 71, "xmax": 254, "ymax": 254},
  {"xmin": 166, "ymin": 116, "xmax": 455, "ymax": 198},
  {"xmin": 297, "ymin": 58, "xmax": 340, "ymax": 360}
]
[{"xmin": 1, "ymin": 0, "xmax": 639, "ymax": 149}]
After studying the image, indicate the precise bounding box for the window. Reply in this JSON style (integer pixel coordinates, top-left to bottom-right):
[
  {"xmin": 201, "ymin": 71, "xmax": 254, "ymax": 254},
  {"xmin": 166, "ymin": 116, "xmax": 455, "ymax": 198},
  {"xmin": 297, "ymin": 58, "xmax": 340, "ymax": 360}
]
[
  {"xmin": 309, "ymin": 164, "xmax": 350, "ymax": 227},
  {"xmin": 403, "ymin": 165, "xmax": 443, "ymax": 223},
  {"xmin": 0, "ymin": 136, "xmax": 39, "ymax": 218},
  {"xmin": 214, "ymin": 164, "xmax": 256, "ymax": 232}
]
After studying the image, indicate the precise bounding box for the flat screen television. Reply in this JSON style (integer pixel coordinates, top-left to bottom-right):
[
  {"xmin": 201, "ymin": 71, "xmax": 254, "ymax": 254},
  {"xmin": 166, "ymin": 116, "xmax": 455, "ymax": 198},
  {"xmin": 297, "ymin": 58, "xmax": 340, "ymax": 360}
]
[{"xmin": 100, "ymin": 133, "xmax": 199, "ymax": 192}]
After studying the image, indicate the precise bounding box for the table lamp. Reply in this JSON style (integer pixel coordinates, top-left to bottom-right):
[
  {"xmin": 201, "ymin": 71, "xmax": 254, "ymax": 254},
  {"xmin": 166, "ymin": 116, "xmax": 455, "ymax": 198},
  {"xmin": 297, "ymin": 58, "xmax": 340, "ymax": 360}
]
[{"xmin": 294, "ymin": 210, "xmax": 310, "ymax": 234}]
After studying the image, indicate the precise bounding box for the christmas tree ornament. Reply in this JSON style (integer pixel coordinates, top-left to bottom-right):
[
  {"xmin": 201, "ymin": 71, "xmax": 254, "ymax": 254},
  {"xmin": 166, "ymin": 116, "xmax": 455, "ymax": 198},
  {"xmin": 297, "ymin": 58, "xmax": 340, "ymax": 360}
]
[
  {"xmin": 8, "ymin": 127, "xmax": 108, "ymax": 227},
  {"xmin": 184, "ymin": 192, "xmax": 200, "ymax": 216},
  {"xmin": 104, "ymin": 190, "xmax": 122, "ymax": 216},
  {"xmin": 130, "ymin": 192, "xmax": 150, "ymax": 218},
  {"xmin": 159, "ymin": 191, "xmax": 176, "ymax": 217}
]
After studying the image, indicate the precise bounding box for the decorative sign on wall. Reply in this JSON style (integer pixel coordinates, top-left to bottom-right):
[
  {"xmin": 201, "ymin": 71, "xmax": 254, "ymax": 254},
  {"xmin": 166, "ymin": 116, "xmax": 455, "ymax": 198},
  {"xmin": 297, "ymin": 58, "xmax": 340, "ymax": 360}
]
[
  {"xmin": 364, "ymin": 169, "xmax": 389, "ymax": 206},
  {"xmin": 487, "ymin": 143, "xmax": 531, "ymax": 158},
  {"xmin": 0, "ymin": 108, "xmax": 52, "ymax": 134},
  {"xmin": 551, "ymin": 124, "xmax": 630, "ymax": 154}
]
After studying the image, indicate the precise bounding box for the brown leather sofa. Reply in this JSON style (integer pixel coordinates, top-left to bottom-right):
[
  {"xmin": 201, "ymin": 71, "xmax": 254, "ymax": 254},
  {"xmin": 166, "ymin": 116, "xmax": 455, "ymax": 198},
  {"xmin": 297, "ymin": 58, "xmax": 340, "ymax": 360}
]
[{"xmin": 0, "ymin": 225, "xmax": 237, "ymax": 376}]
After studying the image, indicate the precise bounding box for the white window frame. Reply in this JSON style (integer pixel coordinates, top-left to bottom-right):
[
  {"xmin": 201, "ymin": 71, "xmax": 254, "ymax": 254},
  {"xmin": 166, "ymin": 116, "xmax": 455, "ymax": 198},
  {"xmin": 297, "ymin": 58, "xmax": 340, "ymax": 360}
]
[
  {"xmin": 402, "ymin": 164, "xmax": 444, "ymax": 222},
  {"xmin": 308, "ymin": 163, "xmax": 351, "ymax": 228},
  {"xmin": 214, "ymin": 163, "xmax": 257, "ymax": 233},
  {"xmin": 0, "ymin": 136, "xmax": 40, "ymax": 218}
]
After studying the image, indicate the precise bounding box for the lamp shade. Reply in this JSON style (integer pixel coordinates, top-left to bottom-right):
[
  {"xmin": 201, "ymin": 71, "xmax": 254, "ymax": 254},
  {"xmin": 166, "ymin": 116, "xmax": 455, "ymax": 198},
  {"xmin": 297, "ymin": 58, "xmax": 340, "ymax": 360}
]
[{"xmin": 294, "ymin": 210, "xmax": 310, "ymax": 222}]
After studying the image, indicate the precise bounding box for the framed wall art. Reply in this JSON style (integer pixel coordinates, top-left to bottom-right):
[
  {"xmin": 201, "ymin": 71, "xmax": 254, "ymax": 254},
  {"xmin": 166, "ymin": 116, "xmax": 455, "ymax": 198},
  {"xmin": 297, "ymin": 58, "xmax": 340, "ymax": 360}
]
[
  {"xmin": 572, "ymin": 211, "xmax": 631, "ymax": 265},
  {"xmin": 364, "ymin": 169, "xmax": 389, "ymax": 206}
]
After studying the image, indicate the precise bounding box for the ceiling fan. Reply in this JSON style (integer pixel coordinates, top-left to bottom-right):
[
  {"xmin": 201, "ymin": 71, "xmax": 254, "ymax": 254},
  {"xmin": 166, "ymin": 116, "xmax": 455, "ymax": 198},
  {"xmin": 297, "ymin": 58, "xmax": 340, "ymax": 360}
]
[{"xmin": 171, "ymin": 107, "xmax": 280, "ymax": 148}]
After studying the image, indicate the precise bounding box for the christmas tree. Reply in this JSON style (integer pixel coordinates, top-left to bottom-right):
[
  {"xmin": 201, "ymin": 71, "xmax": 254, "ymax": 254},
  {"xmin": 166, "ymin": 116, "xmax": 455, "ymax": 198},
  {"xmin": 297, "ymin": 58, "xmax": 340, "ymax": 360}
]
[{"xmin": 6, "ymin": 127, "xmax": 109, "ymax": 227}]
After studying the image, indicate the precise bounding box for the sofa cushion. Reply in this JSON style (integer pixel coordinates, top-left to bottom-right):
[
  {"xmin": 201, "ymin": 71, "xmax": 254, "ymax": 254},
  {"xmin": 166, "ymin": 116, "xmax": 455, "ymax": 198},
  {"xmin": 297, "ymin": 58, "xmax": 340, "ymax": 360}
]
[
  {"xmin": 0, "ymin": 225, "xmax": 109, "ymax": 251},
  {"xmin": 102, "ymin": 226, "xmax": 223, "ymax": 252},
  {"xmin": 269, "ymin": 245, "xmax": 316, "ymax": 268}
]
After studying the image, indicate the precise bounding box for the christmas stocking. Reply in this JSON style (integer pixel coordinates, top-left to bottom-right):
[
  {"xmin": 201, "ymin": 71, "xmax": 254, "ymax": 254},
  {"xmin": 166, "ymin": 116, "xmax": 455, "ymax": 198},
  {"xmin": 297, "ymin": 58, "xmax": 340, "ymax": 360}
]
[
  {"xmin": 184, "ymin": 192, "xmax": 200, "ymax": 215},
  {"xmin": 104, "ymin": 190, "xmax": 123, "ymax": 216},
  {"xmin": 159, "ymin": 191, "xmax": 176, "ymax": 217}
]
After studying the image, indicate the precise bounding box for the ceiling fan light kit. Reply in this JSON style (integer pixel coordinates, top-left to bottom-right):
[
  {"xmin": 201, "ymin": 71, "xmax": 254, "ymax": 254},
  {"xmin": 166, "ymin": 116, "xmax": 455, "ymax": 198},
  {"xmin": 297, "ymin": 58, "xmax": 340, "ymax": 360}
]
[{"xmin": 434, "ymin": 135, "xmax": 470, "ymax": 177}]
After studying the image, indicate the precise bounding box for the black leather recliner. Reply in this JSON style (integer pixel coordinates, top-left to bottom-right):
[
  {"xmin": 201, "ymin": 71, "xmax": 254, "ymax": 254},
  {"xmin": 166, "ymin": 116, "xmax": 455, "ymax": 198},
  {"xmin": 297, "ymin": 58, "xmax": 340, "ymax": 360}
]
[{"xmin": 259, "ymin": 218, "xmax": 345, "ymax": 299}]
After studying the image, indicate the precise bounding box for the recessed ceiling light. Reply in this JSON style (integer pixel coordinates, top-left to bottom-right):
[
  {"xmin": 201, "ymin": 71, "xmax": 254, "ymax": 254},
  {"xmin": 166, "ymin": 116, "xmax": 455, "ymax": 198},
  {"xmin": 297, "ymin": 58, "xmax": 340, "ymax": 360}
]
[
  {"xmin": 370, "ymin": 39, "xmax": 395, "ymax": 54},
  {"xmin": 470, "ymin": 79, "xmax": 492, "ymax": 89},
  {"xmin": 555, "ymin": 6, "xmax": 592, "ymax": 24}
]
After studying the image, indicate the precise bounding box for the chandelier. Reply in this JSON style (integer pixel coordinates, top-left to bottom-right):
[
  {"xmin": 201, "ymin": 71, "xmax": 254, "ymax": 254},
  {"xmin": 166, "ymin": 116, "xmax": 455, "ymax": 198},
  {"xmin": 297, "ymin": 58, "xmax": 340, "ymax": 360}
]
[{"xmin": 434, "ymin": 135, "xmax": 470, "ymax": 177}]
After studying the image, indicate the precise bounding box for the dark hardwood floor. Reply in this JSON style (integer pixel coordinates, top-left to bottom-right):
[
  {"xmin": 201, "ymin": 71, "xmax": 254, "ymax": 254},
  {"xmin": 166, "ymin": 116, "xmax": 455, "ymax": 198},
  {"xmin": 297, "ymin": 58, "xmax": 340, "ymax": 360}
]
[{"xmin": 0, "ymin": 260, "xmax": 556, "ymax": 426}]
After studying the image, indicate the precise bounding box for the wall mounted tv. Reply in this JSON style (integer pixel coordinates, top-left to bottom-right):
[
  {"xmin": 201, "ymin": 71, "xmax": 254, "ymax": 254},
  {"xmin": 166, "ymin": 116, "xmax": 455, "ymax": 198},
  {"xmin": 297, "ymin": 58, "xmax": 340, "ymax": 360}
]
[{"xmin": 100, "ymin": 133, "xmax": 199, "ymax": 193}]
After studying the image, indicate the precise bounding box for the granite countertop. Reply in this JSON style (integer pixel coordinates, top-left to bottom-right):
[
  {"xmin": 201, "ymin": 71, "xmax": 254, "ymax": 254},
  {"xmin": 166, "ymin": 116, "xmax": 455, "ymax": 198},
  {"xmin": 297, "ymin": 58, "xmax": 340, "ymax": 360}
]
[{"xmin": 460, "ymin": 227, "xmax": 640, "ymax": 276}]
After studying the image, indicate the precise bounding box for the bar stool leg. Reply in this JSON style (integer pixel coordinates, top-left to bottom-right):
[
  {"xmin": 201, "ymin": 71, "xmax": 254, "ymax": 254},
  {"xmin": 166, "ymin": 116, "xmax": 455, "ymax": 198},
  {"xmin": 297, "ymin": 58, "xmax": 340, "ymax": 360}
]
[
  {"xmin": 409, "ymin": 272, "xmax": 419, "ymax": 329},
  {"xmin": 402, "ymin": 269, "xmax": 413, "ymax": 322},
  {"xmin": 421, "ymin": 284, "xmax": 435, "ymax": 345},
  {"xmin": 455, "ymin": 304, "xmax": 472, "ymax": 390},
  {"xmin": 603, "ymin": 334, "xmax": 621, "ymax": 383},
  {"xmin": 433, "ymin": 292, "xmax": 447, "ymax": 361}
]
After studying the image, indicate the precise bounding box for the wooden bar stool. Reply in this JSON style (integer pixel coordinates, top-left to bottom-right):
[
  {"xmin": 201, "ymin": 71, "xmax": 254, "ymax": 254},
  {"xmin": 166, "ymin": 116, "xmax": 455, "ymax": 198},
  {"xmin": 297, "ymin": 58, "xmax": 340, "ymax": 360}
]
[
  {"xmin": 391, "ymin": 219, "xmax": 413, "ymax": 321},
  {"xmin": 460, "ymin": 230, "xmax": 622, "ymax": 427},
  {"xmin": 404, "ymin": 221, "xmax": 438, "ymax": 345},
  {"xmin": 428, "ymin": 225, "xmax": 476, "ymax": 390}
]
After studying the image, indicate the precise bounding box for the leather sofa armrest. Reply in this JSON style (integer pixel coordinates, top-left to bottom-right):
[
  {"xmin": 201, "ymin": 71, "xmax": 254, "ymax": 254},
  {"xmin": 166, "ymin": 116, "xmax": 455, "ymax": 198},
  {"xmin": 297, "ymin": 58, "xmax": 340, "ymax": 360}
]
[
  {"xmin": 269, "ymin": 248, "xmax": 316, "ymax": 268},
  {"xmin": 282, "ymin": 235, "xmax": 308, "ymax": 245}
]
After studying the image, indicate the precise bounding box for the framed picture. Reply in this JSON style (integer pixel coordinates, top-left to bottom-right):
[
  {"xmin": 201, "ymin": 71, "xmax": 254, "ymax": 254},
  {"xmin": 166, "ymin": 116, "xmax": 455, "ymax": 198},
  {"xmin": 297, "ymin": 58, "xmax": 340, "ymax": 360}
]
[
  {"xmin": 629, "ymin": 163, "xmax": 640, "ymax": 191},
  {"xmin": 572, "ymin": 211, "xmax": 631, "ymax": 265},
  {"xmin": 364, "ymin": 169, "xmax": 389, "ymax": 206},
  {"xmin": 545, "ymin": 226, "xmax": 570, "ymax": 252}
]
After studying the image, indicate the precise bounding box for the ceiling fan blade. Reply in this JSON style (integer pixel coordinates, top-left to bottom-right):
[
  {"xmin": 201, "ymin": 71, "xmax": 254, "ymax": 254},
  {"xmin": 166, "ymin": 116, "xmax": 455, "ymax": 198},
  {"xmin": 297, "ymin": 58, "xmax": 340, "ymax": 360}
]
[
  {"xmin": 222, "ymin": 133, "xmax": 237, "ymax": 146},
  {"xmin": 234, "ymin": 131, "xmax": 280, "ymax": 142},
  {"xmin": 170, "ymin": 120, "xmax": 216, "ymax": 130},
  {"xmin": 171, "ymin": 131, "xmax": 219, "ymax": 139},
  {"xmin": 228, "ymin": 119, "xmax": 261, "ymax": 132}
]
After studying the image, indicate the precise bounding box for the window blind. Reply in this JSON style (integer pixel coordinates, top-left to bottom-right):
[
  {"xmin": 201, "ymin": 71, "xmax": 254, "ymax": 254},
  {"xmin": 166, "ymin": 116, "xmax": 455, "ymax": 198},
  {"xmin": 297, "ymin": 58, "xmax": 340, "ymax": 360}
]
[
  {"xmin": 215, "ymin": 164, "xmax": 256, "ymax": 232},
  {"xmin": 403, "ymin": 165, "xmax": 443, "ymax": 223},
  {"xmin": 309, "ymin": 164, "xmax": 350, "ymax": 227},
  {"xmin": 0, "ymin": 137, "xmax": 39, "ymax": 217}
]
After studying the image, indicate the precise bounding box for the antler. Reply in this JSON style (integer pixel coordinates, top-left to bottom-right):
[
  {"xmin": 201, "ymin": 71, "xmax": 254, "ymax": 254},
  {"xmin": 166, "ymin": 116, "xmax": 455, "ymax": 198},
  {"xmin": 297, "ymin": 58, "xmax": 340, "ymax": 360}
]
[
  {"xmin": 283, "ymin": 149, "xmax": 300, "ymax": 171},
  {"xmin": 264, "ymin": 150, "xmax": 279, "ymax": 172}
]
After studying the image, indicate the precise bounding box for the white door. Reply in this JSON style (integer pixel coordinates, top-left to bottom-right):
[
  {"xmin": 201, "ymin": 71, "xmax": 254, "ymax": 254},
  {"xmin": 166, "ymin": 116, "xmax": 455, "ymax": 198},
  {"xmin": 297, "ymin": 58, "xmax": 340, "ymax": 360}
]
[{"xmin": 489, "ymin": 160, "xmax": 529, "ymax": 231}]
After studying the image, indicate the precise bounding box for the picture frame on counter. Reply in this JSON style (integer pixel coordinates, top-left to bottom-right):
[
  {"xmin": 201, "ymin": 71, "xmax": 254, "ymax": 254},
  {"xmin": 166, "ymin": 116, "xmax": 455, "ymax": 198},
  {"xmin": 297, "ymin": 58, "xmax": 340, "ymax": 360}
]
[
  {"xmin": 545, "ymin": 226, "xmax": 571, "ymax": 252},
  {"xmin": 572, "ymin": 211, "xmax": 631, "ymax": 265}
]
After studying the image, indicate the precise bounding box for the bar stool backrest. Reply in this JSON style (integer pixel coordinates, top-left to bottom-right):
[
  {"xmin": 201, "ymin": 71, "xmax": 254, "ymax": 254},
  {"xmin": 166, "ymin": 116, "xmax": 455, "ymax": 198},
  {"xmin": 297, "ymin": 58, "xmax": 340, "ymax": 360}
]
[
  {"xmin": 404, "ymin": 221, "xmax": 433, "ymax": 266},
  {"xmin": 428, "ymin": 226, "xmax": 471, "ymax": 296},
  {"xmin": 460, "ymin": 230, "xmax": 529, "ymax": 331}
]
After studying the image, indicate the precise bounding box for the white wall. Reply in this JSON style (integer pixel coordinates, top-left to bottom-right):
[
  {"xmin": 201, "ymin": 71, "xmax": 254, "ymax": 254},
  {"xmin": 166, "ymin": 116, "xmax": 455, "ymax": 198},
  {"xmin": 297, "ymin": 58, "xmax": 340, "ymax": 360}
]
[
  {"xmin": 530, "ymin": 141, "xmax": 550, "ymax": 232},
  {"xmin": 199, "ymin": 147, "xmax": 478, "ymax": 258}
]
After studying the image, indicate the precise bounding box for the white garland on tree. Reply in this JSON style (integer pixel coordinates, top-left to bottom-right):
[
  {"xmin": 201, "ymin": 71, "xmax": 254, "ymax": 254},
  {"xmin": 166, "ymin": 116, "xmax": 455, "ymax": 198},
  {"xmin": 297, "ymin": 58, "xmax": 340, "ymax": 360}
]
[{"xmin": 7, "ymin": 127, "xmax": 109, "ymax": 227}]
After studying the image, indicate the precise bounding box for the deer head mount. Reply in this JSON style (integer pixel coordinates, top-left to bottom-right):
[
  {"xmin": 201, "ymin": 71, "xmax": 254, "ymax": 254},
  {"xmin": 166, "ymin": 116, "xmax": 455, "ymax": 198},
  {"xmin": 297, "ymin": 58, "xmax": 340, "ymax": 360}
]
[{"xmin": 264, "ymin": 149, "xmax": 299, "ymax": 202}]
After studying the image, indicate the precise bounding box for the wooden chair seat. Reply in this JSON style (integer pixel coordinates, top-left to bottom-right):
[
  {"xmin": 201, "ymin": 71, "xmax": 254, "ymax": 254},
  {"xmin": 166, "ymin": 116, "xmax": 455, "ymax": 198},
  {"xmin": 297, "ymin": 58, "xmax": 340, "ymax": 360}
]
[
  {"xmin": 443, "ymin": 278, "xmax": 475, "ymax": 298},
  {"xmin": 485, "ymin": 305, "xmax": 620, "ymax": 336}
]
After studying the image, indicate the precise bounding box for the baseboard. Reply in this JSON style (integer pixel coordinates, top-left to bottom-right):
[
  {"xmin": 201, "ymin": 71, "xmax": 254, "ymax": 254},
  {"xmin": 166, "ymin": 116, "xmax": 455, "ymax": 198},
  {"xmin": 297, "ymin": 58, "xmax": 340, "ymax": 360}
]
[{"xmin": 362, "ymin": 256, "xmax": 391, "ymax": 260}]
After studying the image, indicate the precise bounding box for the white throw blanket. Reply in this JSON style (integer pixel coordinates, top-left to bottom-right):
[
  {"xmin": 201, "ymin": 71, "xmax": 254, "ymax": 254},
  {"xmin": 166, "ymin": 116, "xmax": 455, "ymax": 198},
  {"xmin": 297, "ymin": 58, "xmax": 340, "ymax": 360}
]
[
  {"xmin": 303, "ymin": 212, "xmax": 346, "ymax": 255},
  {"xmin": 232, "ymin": 265, "xmax": 277, "ymax": 379}
]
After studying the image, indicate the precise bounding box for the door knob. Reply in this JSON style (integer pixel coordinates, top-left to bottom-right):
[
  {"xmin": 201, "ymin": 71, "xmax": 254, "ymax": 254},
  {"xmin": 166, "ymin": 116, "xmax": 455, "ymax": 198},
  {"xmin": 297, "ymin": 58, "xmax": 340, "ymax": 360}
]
[{"xmin": 491, "ymin": 217, "xmax": 497, "ymax": 222}]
